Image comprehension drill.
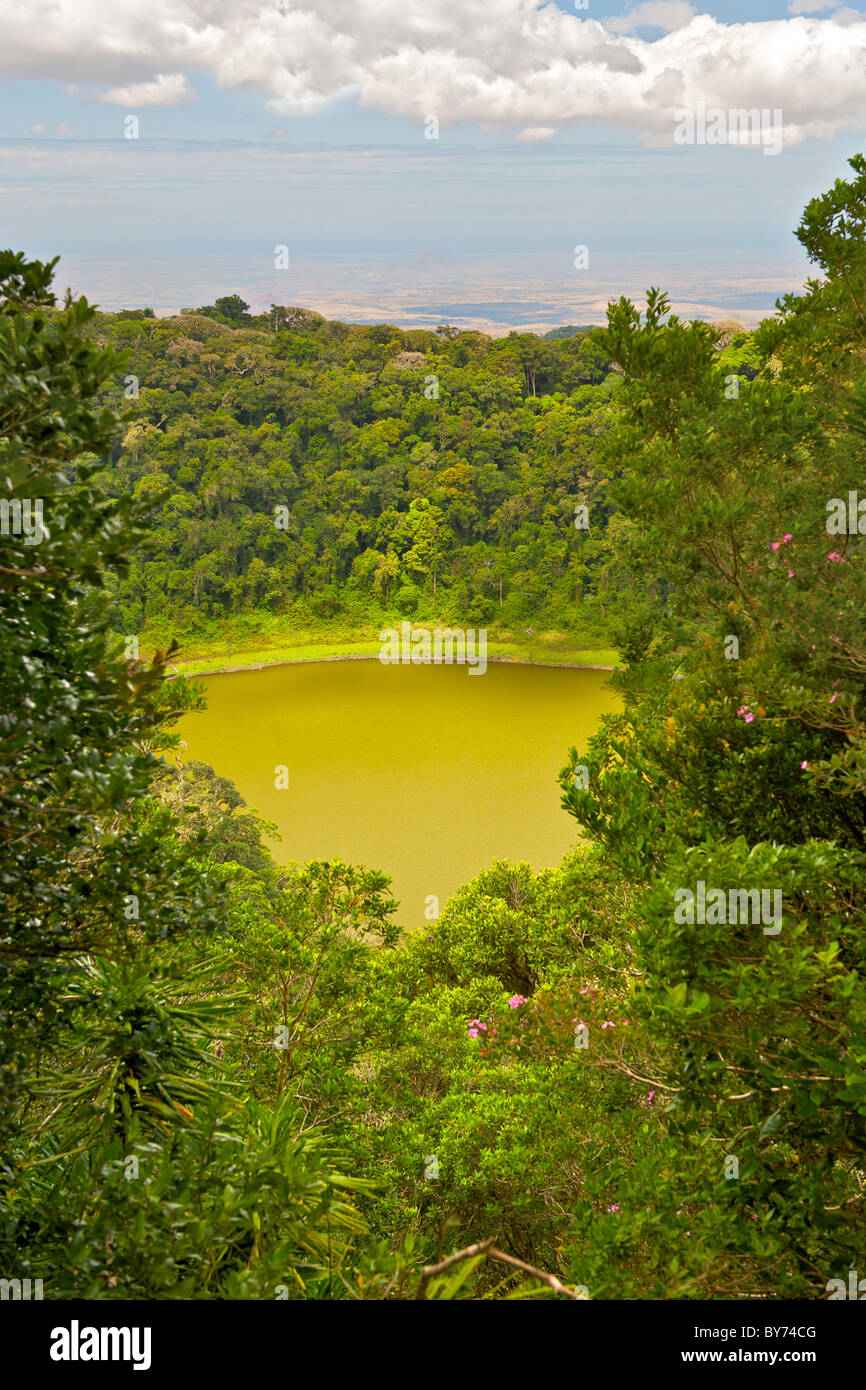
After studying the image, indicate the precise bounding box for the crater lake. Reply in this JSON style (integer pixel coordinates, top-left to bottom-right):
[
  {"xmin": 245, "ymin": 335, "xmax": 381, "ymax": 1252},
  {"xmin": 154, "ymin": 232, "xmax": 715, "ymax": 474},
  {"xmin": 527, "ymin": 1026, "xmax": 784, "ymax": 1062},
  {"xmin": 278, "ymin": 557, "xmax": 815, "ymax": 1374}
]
[{"xmin": 177, "ymin": 659, "xmax": 619, "ymax": 928}]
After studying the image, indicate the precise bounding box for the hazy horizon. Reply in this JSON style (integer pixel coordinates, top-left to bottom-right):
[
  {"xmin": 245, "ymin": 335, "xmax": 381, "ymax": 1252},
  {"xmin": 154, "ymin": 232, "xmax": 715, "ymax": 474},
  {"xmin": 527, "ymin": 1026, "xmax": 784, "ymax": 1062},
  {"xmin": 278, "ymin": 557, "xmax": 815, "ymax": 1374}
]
[{"xmin": 47, "ymin": 246, "xmax": 812, "ymax": 333}]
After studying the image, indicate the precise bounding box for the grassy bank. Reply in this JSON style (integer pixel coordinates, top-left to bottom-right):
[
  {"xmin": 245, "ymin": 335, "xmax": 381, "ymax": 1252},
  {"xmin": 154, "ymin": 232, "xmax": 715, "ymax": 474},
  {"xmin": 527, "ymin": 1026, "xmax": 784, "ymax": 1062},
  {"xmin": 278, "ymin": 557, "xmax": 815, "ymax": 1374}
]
[{"xmin": 150, "ymin": 623, "xmax": 619, "ymax": 677}]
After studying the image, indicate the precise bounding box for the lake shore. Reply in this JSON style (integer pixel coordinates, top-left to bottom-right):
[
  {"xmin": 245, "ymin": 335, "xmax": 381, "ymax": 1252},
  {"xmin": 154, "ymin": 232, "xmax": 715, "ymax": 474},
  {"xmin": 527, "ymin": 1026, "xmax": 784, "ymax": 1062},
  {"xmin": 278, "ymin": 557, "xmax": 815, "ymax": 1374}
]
[
  {"xmin": 164, "ymin": 635, "xmax": 619, "ymax": 678},
  {"xmin": 173, "ymin": 651, "xmax": 618, "ymax": 678}
]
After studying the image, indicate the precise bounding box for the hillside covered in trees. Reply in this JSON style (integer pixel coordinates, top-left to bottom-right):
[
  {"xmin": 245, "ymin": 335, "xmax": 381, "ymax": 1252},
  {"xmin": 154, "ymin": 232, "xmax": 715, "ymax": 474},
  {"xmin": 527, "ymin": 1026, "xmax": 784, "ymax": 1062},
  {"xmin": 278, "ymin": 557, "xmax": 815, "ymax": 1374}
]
[
  {"xmin": 83, "ymin": 292, "xmax": 759, "ymax": 649},
  {"xmin": 2, "ymin": 155, "xmax": 866, "ymax": 1302}
]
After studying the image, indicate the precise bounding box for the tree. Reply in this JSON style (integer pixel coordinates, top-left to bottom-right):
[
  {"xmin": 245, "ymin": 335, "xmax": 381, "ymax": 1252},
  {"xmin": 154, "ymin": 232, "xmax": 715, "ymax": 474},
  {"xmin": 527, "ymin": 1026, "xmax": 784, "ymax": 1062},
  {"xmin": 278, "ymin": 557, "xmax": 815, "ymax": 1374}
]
[
  {"xmin": 0, "ymin": 250, "xmax": 215, "ymax": 1127},
  {"xmin": 0, "ymin": 253, "xmax": 376, "ymax": 1300},
  {"xmin": 553, "ymin": 166, "xmax": 866, "ymax": 1295}
]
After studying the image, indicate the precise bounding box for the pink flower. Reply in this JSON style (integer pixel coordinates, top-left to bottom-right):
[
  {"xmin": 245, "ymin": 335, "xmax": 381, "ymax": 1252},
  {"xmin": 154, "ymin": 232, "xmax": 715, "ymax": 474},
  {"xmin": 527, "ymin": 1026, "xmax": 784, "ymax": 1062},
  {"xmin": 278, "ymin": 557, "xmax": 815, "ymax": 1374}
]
[
  {"xmin": 801, "ymin": 760, "xmax": 808, "ymax": 769},
  {"xmin": 827, "ymin": 552, "xmax": 844, "ymax": 562},
  {"xmin": 782, "ymin": 533, "xmax": 793, "ymax": 542},
  {"xmin": 508, "ymin": 994, "xmax": 527, "ymax": 1009},
  {"xmin": 468, "ymin": 1027, "xmax": 479, "ymax": 1039},
  {"xmin": 744, "ymin": 711, "xmax": 755, "ymax": 723},
  {"xmin": 787, "ymin": 570, "xmax": 795, "ymax": 578},
  {"xmin": 647, "ymin": 1090, "xmax": 656, "ymax": 1101},
  {"xmin": 606, "ymin": 1204, "xmax": 620, "ymax": 1213},
  {"xmin": 770, "ymin": 541, "xmax": 781, "ymax": 551},
  {"xmin": 601, "ymin": 1020, "xmax": 615, "ymax": 1030}
]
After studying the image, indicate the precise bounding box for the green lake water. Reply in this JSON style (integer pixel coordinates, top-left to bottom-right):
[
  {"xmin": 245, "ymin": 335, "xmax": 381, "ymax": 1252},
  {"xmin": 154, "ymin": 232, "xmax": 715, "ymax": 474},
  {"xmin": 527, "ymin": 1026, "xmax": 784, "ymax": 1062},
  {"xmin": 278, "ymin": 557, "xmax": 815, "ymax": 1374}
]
[{"xmin": 177, "ymin": 659, "xmax": 619, "ymax": 928}]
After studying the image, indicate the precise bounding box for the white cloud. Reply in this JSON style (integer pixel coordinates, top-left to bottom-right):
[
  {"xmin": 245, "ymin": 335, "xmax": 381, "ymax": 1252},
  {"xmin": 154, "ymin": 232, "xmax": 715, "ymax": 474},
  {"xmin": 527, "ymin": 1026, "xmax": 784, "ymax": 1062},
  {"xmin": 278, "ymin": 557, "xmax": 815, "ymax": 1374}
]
[
  {"xmin": 97, "ymin": 72, "xmax": 196, "ymax": 107},
  {"xmin": 787, "ymin": 1, "xmax": 835, "ymax": 12},
  {"xmin": 0, "ymin": 2, "xmax": 864, "ymax": 148},
  {"xmin": 29, "ymin": 120, "xmax": 77, "ymax": 135},
  {"xmin": 606, "ymin": 2, "xmax": 696, "ymax": 35},
  {"xmin": 515, "ymin": 126, "xmax": 558, "ymax": 141},
  {"xmin": 830, "ymin": 8, "xmax": 866, "ymax": 25}
]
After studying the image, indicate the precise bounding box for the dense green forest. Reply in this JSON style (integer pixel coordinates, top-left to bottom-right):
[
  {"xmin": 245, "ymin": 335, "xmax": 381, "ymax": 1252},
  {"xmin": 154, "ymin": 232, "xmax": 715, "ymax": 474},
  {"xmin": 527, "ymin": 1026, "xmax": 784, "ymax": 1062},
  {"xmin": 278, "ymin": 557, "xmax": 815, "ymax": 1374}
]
[
  {"xmin": 81, "ymin": 282, "xmax": 758, "ymax": 650},
  {"xmin": 2, "ymin": 155, "xmax": 866, "ymax": 1300}
]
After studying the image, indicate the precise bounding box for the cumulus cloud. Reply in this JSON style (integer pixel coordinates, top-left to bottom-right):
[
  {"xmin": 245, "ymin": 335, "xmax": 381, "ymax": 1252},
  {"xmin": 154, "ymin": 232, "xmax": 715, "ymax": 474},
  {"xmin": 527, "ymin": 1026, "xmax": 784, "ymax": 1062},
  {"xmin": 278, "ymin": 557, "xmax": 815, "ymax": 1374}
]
[
  {"xmin": 30, "ymin": 119, "xmax": 77, "ymax": 135},
  {"xmin": 515, "ymin": 126, "xmax": 559, "ymax": 141},
  {"xmin": 0, "ymin": 1, "xmax": 864, "ymax": 148},
  {"xmin": 829, "ymin": 7, "xmax": 866, "ymax": 25},
  {"xmin": 787, "ymin": 1, "xmax": 835, "ymax": 11},
  {"xmin": 605, "ymin": 2, "xmax": 696, "ymax": 35},
  {"xmin": 97, "ymin": 72, "xmax": 196, "ymax": 107}
]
